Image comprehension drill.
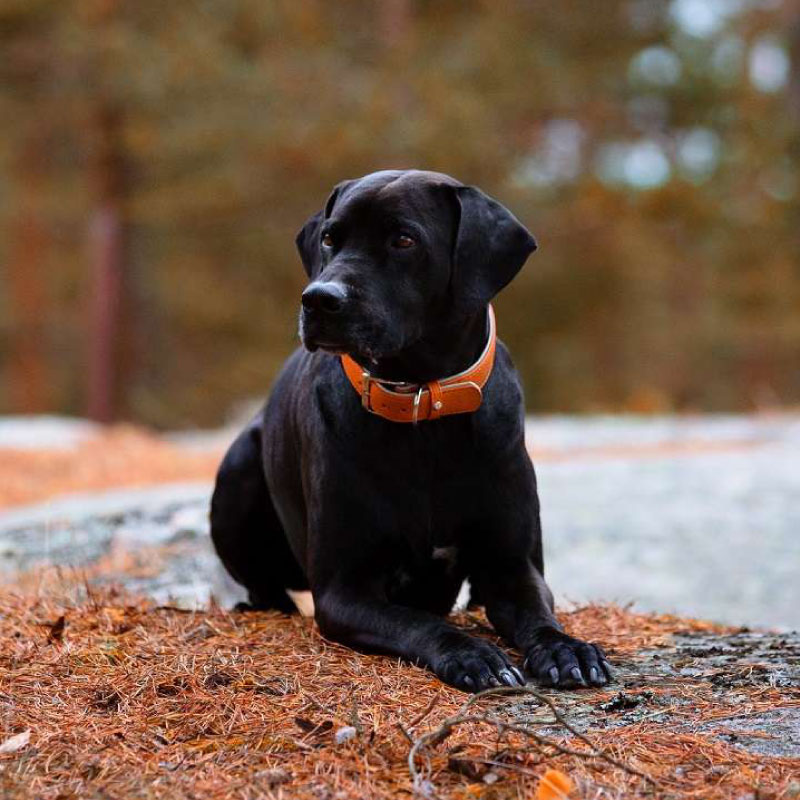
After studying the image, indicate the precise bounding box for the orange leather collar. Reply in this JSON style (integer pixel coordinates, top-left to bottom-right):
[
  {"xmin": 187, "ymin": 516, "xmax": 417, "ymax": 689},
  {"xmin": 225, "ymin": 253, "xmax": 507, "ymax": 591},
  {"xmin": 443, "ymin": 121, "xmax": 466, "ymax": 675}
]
[{"xmin": 340, "ymin": 305, "xmax": 496, "ymax": 423}]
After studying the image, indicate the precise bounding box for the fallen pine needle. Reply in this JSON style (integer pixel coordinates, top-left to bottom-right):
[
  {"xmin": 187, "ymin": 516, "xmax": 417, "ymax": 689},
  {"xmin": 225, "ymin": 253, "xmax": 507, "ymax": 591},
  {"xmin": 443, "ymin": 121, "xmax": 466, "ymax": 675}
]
[{"xmin": 0, "ymin": 584, "xmax": 796, "ymax": 800}]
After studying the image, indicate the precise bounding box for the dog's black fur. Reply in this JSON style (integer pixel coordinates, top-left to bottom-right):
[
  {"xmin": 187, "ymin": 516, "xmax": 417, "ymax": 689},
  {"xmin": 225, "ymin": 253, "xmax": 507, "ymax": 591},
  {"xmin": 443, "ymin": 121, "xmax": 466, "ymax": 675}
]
[{"xmin": 211, "ymin": 170, "xmax": 612, "ymax": 692}]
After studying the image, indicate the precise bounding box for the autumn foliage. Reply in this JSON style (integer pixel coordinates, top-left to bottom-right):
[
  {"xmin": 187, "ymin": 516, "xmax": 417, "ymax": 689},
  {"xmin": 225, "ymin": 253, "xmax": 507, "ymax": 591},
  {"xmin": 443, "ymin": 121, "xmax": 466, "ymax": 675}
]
[{"xmin": 1, "ymin": 1, "xmax": 798, "ymax": 425}]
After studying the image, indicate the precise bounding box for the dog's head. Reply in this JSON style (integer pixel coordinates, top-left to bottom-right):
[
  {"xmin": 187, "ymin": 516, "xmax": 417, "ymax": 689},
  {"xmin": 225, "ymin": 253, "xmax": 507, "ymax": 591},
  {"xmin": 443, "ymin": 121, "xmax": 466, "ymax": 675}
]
[{"xmin": 296, "ymin": 170, "xmax": 536, "ymax": 362}]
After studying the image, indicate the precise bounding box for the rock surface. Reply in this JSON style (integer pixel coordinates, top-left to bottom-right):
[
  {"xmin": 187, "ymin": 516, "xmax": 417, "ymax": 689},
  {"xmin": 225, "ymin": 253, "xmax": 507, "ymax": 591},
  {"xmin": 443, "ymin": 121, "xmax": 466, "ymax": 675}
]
[
  {"xmin": 522, "ymin": 627, "xmax": 800, "ymax": 759},
  {"xmin": 1, "ymin": 414, "xmax": 798, "ymax": 628}
]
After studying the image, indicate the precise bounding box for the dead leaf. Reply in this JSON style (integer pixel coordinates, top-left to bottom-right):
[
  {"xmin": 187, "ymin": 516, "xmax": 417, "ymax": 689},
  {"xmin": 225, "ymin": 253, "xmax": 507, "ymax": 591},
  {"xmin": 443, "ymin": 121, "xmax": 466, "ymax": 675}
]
[
  {"xmin": 536, "ymin": 768, "xmax": 574, "ymax": 800},
  {"xmin": 0, "ymin": 730, "xmax": 31, "ymax": 755},
  {"xmin": 448, "ymin": 756, "xmax": 484, "ymax": 781},
  {"xmin": 203, "ymin": 671, "xmax": 233, "ymax": 689},
  {"xmin": 156, "ymin": 677, "xmax": 189, "ymax": 697},
  {"xmin": 294, "ymin": 717, "xmax": 333, "ymax": 736},
  {"xmin": 46, "ymin": 615, "xmax": 65, "ymax": 643},
  {"xmin": 93, "ymin": 687, "xmax": 122, "ymax": 711}
]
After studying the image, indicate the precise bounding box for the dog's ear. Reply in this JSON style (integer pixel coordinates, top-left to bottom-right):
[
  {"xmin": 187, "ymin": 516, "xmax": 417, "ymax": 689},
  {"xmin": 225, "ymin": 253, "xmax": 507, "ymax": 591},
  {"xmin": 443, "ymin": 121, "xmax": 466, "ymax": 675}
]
[
  {"xmin": 450, "ymin": 185, "xmax": 537, "ymax": 310},
  {"xmin": 295, "ymin": 209, "xmax": 324, "ymax": 279},
  {"xmin": 295, "ymin": 180, "xmax": 356, "ymax": 279}
]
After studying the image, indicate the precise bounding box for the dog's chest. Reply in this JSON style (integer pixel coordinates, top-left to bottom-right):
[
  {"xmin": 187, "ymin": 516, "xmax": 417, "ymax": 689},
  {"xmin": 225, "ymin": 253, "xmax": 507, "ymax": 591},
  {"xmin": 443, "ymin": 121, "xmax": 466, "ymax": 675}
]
[
  {"xmin": 378, "ymin": 421, "xmax": 490, "ymax": 540},
  {"xmin": 398, "ymin": 477, "xmax": 475, "ymax": 572}
]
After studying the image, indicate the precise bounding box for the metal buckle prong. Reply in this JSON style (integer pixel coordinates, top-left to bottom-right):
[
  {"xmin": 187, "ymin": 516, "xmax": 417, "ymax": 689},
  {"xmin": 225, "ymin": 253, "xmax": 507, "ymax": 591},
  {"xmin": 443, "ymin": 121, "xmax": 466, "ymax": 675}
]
[
  {"xmin": 411, "ymin": 387, "xmax": 424, "ymax": 424},
  {"xmin": 361, "ymin": 371, "xmax": 372, "ymax": 411}
]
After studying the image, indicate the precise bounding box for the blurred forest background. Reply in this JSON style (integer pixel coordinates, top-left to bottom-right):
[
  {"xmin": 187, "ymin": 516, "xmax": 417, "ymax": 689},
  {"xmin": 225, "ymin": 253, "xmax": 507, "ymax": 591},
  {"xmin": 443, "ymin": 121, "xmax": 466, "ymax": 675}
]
[{"xmin": 1, "ymin": 0, "xmax": 798, "ymax": 429}]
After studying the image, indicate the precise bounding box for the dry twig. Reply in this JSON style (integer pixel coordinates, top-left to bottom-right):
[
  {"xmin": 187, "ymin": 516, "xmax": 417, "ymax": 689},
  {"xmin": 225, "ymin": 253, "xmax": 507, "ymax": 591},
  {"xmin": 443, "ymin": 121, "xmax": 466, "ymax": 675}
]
[{"xmin": 407, "ymin": 685, "xmax": 657, "ymax": 795}]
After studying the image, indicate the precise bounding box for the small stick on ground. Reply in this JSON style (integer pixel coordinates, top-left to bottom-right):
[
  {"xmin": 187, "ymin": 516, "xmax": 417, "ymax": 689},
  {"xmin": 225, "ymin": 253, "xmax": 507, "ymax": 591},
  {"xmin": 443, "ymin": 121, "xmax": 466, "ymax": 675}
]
[
  {"xmin": 407, "ymin": 685, "xmax": 658, "ymax": 795},
  {"xmin": 408, "ymin": 689, "xmax": 442, "ymax": 730}
]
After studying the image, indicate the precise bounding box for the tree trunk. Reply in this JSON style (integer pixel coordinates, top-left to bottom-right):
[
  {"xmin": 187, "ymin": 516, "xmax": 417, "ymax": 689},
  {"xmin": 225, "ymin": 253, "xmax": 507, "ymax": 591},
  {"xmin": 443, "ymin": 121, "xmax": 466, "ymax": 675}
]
[
  {"xmin": 6, "ymin": 134, "xmax": 49, "ymax": 414},
  {"xmin": 86, "ymin": 104, "xmax": 128, "ymax": 424}
]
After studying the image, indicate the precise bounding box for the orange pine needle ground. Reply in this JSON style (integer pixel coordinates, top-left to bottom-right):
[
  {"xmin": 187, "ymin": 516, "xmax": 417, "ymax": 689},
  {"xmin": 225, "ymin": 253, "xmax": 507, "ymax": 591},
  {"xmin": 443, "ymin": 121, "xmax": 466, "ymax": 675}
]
[
  {"xmin": 0, "ymin": 426, "xmax": 222, "ymax": 509},
  {"xmin": 0, "ymin": 581, "xmax": 796, "ymax": 800}
]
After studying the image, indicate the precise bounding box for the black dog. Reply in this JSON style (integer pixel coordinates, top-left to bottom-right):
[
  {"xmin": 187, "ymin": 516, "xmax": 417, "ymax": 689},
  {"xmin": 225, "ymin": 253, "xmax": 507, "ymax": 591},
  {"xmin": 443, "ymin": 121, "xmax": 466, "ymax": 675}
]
[{"xmin": 211, "ymin": 170, "xmax": 612, "ymax": 692}]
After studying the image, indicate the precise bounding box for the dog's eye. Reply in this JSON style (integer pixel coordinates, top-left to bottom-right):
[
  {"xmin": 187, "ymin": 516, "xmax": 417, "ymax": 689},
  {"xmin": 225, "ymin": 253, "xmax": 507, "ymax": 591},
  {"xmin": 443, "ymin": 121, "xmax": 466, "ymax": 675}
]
[
  {"xmin": 392, "ymin": 234, "xmax": 416, "ymax": 249},
  {"xmin": 321, "ymin": 233, "xmax": 334, "ymax": 248}
]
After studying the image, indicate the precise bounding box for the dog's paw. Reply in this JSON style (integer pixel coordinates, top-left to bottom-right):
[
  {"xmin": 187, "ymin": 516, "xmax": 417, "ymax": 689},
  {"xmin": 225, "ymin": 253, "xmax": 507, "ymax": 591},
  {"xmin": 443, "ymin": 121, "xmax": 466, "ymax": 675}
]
[
  {"xmin": 523, "ymin": 627, "xmax": 613, "ymax": 688},
  {"xmin": 435, "ymin": 639, "xmax": 526, "ymax": 693}
]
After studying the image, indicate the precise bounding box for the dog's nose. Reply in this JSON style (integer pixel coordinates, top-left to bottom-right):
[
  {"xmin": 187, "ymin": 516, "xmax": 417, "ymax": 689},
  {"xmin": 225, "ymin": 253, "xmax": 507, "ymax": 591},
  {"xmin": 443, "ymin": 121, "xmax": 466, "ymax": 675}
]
[{"xmin": 301, "ymin": 282, "xmax": 347, "ymax": 315}]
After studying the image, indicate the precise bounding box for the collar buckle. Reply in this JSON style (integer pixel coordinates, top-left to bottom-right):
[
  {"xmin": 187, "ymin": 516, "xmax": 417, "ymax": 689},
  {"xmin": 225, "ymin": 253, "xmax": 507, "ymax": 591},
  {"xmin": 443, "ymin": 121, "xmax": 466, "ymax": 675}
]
[
  {"xmin": 341, "ymin": 304, "xmax": 497, "ymax": 424},
  {"xmin": 360, "ymin": 370, "xmax": 373, "ymax": 412},
  {"xmin": 411, "ymin": 386, "xmax": 424, "ymax": 424}
]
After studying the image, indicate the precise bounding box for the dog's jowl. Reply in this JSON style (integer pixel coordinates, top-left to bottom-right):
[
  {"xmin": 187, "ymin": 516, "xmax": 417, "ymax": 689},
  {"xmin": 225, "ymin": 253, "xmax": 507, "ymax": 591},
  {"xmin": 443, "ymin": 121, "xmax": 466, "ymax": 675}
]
[{"xmin": 211, "ymin": 170, "xmax": 613, "ymax": 692}]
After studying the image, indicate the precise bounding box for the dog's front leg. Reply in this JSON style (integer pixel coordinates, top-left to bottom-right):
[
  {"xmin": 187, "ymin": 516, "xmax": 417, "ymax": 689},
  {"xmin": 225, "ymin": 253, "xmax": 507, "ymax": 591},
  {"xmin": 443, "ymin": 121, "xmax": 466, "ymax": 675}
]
[
  {"xmin": 475, "ymin": 559, "xmax": 613, "ymax": 689},
  {"xmin": 313, "ymin": 583, "xmax": 524, "ymax": 692}
]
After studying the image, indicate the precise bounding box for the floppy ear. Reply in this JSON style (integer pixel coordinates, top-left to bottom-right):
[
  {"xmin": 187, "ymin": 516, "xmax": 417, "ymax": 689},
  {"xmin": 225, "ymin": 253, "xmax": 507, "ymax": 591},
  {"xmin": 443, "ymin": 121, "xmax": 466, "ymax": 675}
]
[
  {"xmin": 295, "ymin": 210, "xmax": 324, "ymax": 279},
  {"xmin": 451, "ymin": 185, "xmax": 537, "ymax": 310},
  {"xmin": 295, "ymin": 179, "xmax": 356, "ymax": 279}
]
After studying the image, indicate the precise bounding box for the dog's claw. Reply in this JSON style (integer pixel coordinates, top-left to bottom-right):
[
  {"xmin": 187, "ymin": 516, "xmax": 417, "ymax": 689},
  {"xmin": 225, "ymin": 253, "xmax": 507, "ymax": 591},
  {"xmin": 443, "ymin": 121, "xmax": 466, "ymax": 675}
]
[
  {"xmin": 498, "ymin": 667, "xmax": 525, "ymax": 687},
  {"xmin": 436, "ymin": 638, "xmax": 520, "ymax": 693},
  {"xmin": 524, "ymin": 628, "xmax": 613, "ymax": 691}
]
